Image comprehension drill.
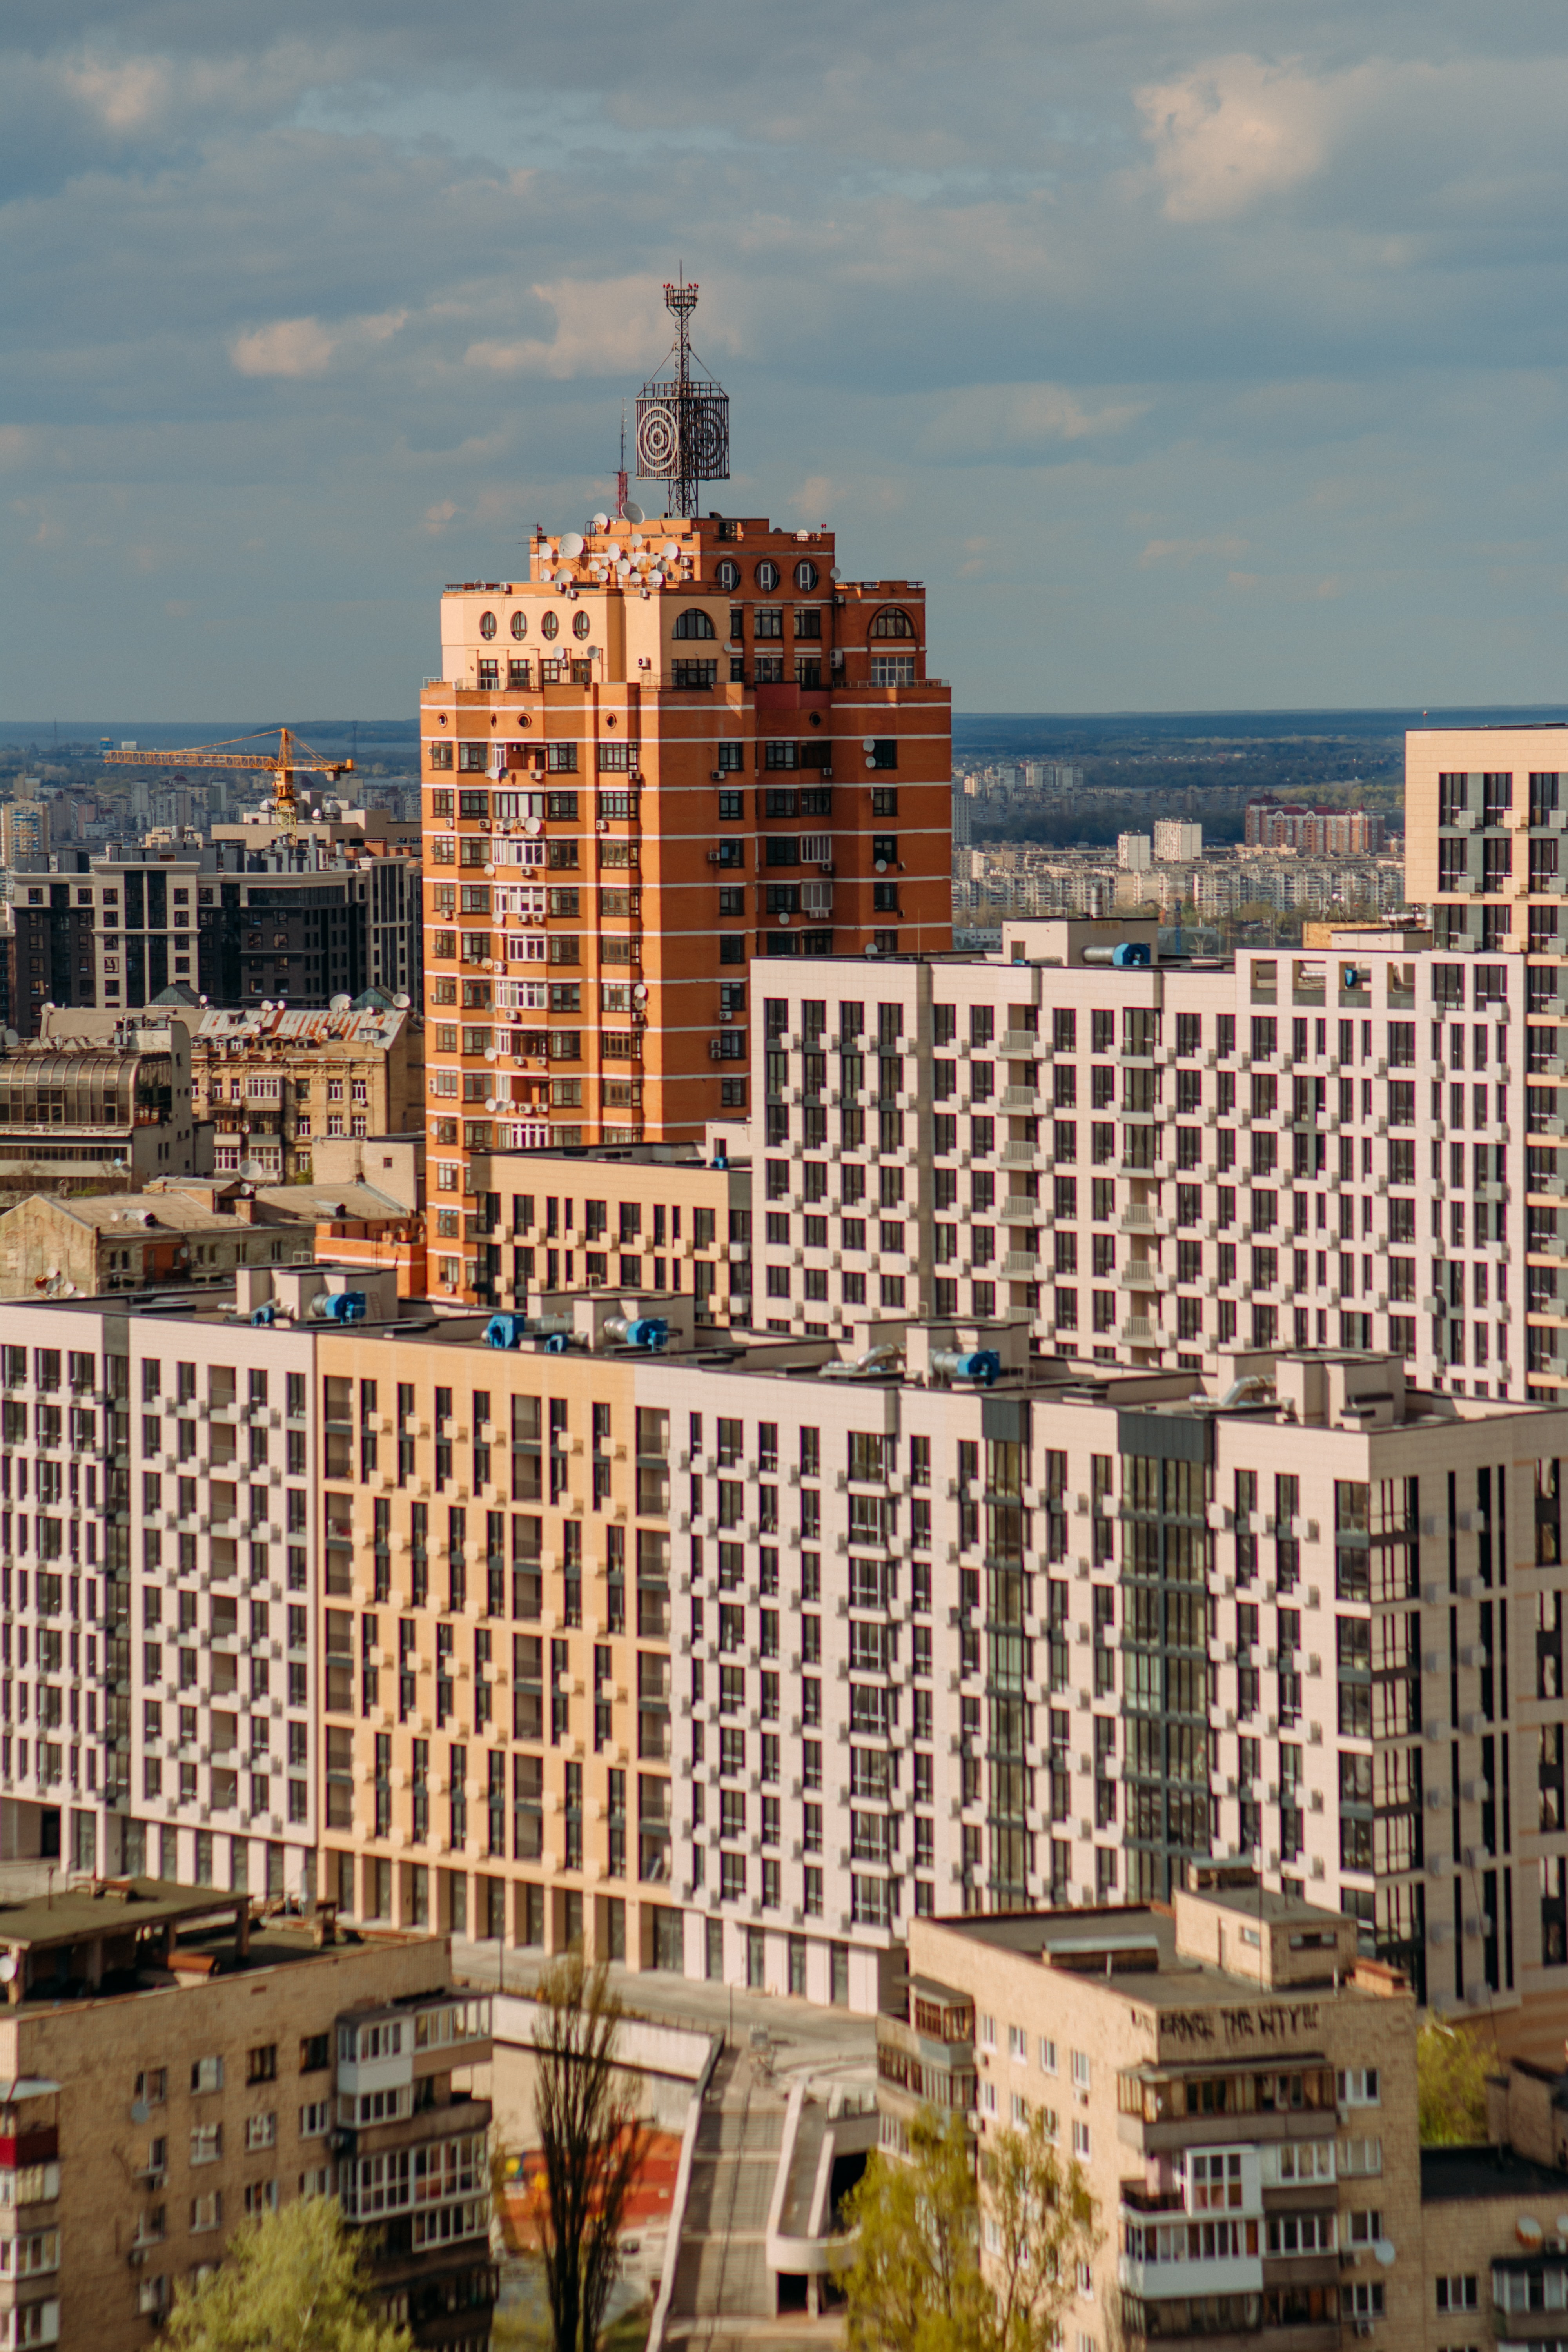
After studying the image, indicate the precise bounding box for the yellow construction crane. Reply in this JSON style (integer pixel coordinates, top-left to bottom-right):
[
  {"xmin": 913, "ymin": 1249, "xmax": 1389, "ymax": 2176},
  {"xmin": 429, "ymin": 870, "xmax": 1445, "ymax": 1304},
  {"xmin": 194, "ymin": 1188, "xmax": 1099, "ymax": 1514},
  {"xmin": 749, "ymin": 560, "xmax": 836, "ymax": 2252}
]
[{"xmin": 102, "ymin": 727, "xmax": 354, "ymax": 835}]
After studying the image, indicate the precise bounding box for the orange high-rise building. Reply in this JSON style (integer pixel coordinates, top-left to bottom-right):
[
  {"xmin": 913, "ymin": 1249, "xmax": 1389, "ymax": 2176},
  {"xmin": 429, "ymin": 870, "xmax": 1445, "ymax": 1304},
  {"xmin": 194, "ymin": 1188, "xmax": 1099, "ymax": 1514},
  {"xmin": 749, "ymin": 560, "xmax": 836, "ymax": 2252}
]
[{"xmin": 418, "ymin": 508, "xmax": 952, "ymax": 1215}]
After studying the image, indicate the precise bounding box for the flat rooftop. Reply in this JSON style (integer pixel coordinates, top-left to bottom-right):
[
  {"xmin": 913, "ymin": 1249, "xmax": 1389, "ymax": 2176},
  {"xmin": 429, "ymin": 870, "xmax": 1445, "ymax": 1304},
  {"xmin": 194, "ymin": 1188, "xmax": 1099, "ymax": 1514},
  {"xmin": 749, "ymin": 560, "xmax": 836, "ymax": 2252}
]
[{"xmin": 0, "ymin": 1877, "xmax": 245, "ymax": 1954}]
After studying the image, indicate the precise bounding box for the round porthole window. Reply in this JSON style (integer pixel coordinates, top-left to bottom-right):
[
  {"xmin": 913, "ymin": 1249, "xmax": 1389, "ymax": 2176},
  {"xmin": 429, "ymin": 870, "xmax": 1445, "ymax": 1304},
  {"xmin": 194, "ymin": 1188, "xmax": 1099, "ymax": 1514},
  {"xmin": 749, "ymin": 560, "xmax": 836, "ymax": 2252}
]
[
  {"xmin": 716, "ymin": 558, "xmax": 740, "ymax": 591},
  {"xmin": 479, "ymin": 611, "xmax": 498, "ymax": 640},
  {"xmin": 573, "ymin": 611, "xmax": 591, "ymax": 639},
  {"xmin": 510, "ymin": 611, "xmax": 528, "ymax": 640},
  {"xmin": 794, "ymin": 560, "xmax": 818, "ymax": 591},
  {"xmin": 755, "ymin": 560, "xmax": 779, "ymax": 591},
  {"xmin": 541, "ymin": 610, "xmax": 559, "ymax": 640}
]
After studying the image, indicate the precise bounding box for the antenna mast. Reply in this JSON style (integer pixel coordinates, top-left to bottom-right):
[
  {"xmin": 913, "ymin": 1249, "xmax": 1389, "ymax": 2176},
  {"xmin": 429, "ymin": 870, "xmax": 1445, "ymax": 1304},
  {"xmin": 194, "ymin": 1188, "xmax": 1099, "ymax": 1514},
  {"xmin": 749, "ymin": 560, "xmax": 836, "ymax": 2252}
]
[
  {"xmin": 634, "ymin": 276, "xmax": 730, "ymax": 520},
  {"xmin": 616, "ymin": 401, "xmax": 628, "ymax": 522}
]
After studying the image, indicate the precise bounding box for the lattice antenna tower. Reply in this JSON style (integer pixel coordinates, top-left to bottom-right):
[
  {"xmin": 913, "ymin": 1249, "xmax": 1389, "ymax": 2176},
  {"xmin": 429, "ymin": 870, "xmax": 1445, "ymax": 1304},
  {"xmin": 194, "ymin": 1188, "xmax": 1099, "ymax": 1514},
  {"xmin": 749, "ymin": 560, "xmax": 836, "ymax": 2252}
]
[{"xmin": 634, "ymin": 277, "xmax": 730, "ymax": 520}]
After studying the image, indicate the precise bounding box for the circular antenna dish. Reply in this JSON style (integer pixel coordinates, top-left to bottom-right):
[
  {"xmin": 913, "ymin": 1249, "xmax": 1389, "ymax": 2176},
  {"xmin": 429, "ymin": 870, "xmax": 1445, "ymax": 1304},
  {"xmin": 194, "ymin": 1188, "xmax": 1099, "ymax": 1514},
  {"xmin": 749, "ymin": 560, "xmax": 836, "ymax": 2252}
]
[
  {"xmin": 393, "ymin": 992, "xmax": 411, "ymax": 1009},
  {"xmin": 484, "ymin": 1045, "xmax": 499, "ymax": 1062},
  {"xmin": 632, "ymin": 983, "xmax": 648, "ymax": 1002},
  {"xmin": 239, "ymin": 1158, "xmax": 265, "ymax": 1181},
  {"xmin": 661, "ymin": 539, "xmax": 681, "ymax": 560},
  {"xmin": 865, "ymin": 940, "xmax": 880, "ymax": 957},
  {"xmin": 329, "ymin": 993, "xmax": 351, "ymax": 1011},
  {"xmin": 648, "ymin": 570, "xmax": 664, "ymax": 586},
  {"xmin": 484, "ymin": 1096, "xmax": 497, "ymax": 1112},
  {"xmin": 625, "ymin": 501, "xmax": 644, "ymax": 524},
  {"xmin": 863, "ymin": 737, "xmax": 877, "ymax": 750},
  {"xmin": 554, "ymin": 570, "xmax": 572, "ymax": 588},
  {"xmin": 525, "ymin": 817, "xmax": 543, "ymax": 836},
  {"xmin": 1373, "ymin": 2241, "xmax": 1396, "ymax": 2268},
  {"xmin": 0, "ymin": 1955, "xmax": 18, "ymax": 1984},
  {"xmin": 831, "ymin": 566, "xmax": 842, "ymax": 581},
  {"xmin": 629, "ymin": 532, "xmax": 644, "ymax": 548},
  {"xmin": 560, "ymin": 532, "xmax": 585, "ymax": 559},
  {"xmin": 604, "ymin": 542, "xmax": 622, "ymax": 563},
  {"xmin": 875, "ymin": 859, "xmax": 888, "ymax": 873},
  {"xmin": 590, "ymin": 512, "xmax": 609, "ymax": 530}
]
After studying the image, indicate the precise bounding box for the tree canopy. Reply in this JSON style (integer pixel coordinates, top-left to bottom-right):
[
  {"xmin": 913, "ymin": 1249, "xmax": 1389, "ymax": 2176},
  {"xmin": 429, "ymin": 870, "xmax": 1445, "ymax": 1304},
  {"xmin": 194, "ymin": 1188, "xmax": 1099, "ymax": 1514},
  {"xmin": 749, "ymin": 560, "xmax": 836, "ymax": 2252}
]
[
  {"xmin": 835, "ymin": 2106, "xmax": 1098, "ymax": 2352},
  {"xmin": 160, "ymin": 2195, "xmax": 412, "ymax": 2352}
]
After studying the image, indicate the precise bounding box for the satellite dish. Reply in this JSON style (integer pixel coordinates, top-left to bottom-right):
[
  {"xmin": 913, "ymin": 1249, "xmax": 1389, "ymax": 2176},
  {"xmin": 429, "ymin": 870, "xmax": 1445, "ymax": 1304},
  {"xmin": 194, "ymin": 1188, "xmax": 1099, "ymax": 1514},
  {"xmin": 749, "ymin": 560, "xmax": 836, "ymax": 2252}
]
[
  {"xmin": 661, "ymin": 540, "xmax": 681, "ymax": 560},
  {"xmin": 554, "ymin": 570, "xmax": 572, "ymax": 588},
  {"xmin": 875, "ymin": 859, "xmax": 888, "ymax": 873},
  {"xmin": 831, "ymin": 566, "xmax": 842, "ymax": 581},
  {"xmin": 329, "ymin": 993, "xmax": 351, "ymax": 1012},
  {"xmin": 590, "ymin": 512, "xmax": 609, "ymax": 530},
  {"xmin": 0, "ymin": 1953, "xmax": 19, "ymax": 1984},
  {"xmin": 648, "ymin": 570, "xmax": 664, "ymax": 587},
  {"xmin": 525, "ymin": 817, "xmax": 543, "ymax": 837},
  {"xmin": 1373, "ymin": 2240, "xmax": 1396, "ymax": 2267},
  {"xmin": 484, "ymin": 1096, "xmax": 497, "ymax": 1112},
  {"xmin": 393, "ymin": 993, "xmax": 410, "ymax": 1009},
  {"xmin": 629, "ymin": 532, "xmax": 644, "ymax": 548},
  {"xmin": 625, "ymin": 502, "xmax": 645, "ymax": 524},
  {"xmin": 484, "ymin": 1045, "xmax": 499, "ymax": 1062},
  {"xmin": 865, "ymin": 941, "xmax": 880, "ymax": 957},
  {"xmin": 632, "ymin": 984, "xmax": 648, "ymax": 1002},
  {"xmin": 604, "ymin": 542, "xmax": 622, "ymax": 563},
  {"xmin": 560, "ymin": 532, "xmax": 585, "ymax": 559},
  {"xmin": 863, "ymin": 738, "xmax": 877, "ymax": 750},
  {"xmin": 239, "ymin": 1159, "xmax": 265, "ymax": 1180}
]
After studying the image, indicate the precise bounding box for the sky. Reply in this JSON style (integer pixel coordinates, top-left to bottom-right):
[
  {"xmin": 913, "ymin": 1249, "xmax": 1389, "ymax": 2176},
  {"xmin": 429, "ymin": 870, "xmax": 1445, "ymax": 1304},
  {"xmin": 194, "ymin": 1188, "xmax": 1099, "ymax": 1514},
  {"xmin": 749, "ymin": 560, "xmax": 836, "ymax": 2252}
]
[{"xmin": 6, "ymin": 1, "xmax": 1568, "ymax": 719}]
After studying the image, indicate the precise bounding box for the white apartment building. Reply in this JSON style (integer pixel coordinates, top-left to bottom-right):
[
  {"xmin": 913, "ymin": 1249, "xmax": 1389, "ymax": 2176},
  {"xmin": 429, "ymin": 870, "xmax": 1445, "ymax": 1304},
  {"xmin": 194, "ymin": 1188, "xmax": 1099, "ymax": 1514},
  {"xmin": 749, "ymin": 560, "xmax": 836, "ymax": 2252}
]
[
  {"xmin": 638, "ymin": 1327, "xmax": 1568, "ymax": 2020},
  {"xmin": 1118, "ymin": 833, "xmax": 1153, "ymax": 872},
  {"xmin": 1153, "ymin": 817, "xmax": 1203, "ymax": 862},
  {"xmin": 751, "ymin": 918, "xmax": 1527, "ymax": 1406},
  {"xmin": 0, "ymin": 1281, "xmax": 343, "ymax": 1900}
]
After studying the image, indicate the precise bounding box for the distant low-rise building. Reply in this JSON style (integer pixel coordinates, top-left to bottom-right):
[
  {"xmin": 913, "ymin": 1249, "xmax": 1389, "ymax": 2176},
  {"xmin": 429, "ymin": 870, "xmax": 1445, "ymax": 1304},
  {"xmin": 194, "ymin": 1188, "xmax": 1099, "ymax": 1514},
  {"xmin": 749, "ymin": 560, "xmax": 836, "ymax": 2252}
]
[
  {"xmin": 1246, "ymin": 800, "xmax": 1387, "ymax": 853},
  {"xmin": 189, "ymin": 1001, "xmax": 422, "ymax": 1183},
  {"xmin": 0, "ymin": 1009, "xmax": 200, "ymax": 1186}
]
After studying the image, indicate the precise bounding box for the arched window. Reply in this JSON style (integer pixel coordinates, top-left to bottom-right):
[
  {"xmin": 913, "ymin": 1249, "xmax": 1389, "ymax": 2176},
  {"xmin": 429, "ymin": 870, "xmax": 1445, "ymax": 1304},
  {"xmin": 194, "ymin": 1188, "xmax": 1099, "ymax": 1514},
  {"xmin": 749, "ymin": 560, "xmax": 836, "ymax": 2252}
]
[
  {"xmin": 673, "ymin": 608, "xmax": 717, "ymax": 640},
  {"xmin": 870, "ymin": 607, "xmax": 915, "ymax": 639}
]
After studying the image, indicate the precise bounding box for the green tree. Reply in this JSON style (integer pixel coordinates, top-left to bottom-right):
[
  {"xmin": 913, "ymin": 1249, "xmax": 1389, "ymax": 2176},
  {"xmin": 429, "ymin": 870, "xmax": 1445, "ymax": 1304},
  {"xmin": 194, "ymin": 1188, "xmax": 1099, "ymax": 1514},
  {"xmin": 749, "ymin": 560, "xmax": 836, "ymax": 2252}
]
[
  {"xmin": 531, "ymin": 1951, "xmax": 649, "ymax": 2352},
  {"xmin": 1417, "ymin": 2020, "xmax": 1494, "ymax": 2144},
  {"xmin": 161, "ymin": 2195, "xmax": 411, "ymax": 2352},
  {"xmin": 835, "ymin": 2106, "xmax": 1098, "ymax": 2352}
]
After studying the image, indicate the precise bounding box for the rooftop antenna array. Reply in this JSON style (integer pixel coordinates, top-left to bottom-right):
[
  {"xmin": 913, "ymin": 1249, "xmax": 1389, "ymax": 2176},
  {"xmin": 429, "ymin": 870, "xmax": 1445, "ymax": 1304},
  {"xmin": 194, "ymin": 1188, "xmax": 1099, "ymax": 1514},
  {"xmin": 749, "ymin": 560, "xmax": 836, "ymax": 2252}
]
[{"xmin": 635, "ymin": 274, "xmax": 730, "ymax": 521}]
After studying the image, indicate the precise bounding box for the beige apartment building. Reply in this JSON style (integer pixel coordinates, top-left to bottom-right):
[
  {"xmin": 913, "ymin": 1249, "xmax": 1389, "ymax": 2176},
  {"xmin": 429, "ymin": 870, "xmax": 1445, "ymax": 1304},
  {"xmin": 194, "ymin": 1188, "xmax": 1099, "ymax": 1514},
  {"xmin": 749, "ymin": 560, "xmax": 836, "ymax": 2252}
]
[
  {"xmin": 453, "ymin": 1142, "xmax": 751, "ymax": 1321},
  {"xmin": 190, "ymin": 1002, "xmax": 421, "ymax": 1183},
  {"xmin": 0, "ymin": 1876, "xmax": 491, "ymax": 2351},
  {"xmin": 882, "ymin": 1882, "xmax": 1420, "ymax": 2352}
]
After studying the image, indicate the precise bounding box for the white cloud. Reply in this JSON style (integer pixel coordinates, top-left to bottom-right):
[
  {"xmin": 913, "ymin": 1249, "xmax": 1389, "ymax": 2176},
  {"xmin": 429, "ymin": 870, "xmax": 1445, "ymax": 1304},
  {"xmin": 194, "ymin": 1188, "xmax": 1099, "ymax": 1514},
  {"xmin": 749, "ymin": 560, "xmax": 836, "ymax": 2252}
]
[
  {"xmin": 229, "ymin": 309, "xmax": 407, "ymax": 377},
  {"xmin": 1134, "ymin": 54, "xmax": 1334, "ymax": 222},
  {"xmin": 1138, "ymin": 534, "xmax": 1249, "ymax": 567},
  {"xmin": 923, "ymin": 383, "xmax": 1149, "ymax": 457},
  {"xmin": 465, "ymin": 276, "xmax": 687, "ymax": 379}
]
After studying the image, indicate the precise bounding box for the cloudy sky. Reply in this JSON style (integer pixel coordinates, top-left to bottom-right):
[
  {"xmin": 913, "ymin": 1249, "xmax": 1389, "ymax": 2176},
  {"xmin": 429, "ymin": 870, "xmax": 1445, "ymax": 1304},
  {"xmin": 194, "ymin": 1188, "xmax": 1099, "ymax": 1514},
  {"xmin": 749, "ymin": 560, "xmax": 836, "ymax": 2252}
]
[{"xmin": 5, "ymin": 0, "xmax": 1568, "ymax": 719}]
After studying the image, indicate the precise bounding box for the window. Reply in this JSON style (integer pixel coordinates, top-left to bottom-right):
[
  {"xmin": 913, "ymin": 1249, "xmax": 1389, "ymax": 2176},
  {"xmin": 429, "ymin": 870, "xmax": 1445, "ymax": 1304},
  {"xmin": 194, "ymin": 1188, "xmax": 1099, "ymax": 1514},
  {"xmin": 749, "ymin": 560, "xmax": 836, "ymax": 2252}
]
[
  {"xmin": 870, "ymin": 607, "xmax": 915, "ymax": 638},
  {"xmin": 673, "ymin": 608, "xmax": 717, "ymax": 639},
  {"xmin": 1039, "ymin": 2037, "xmax": 1058, "ymax": 2073},
  {"xmin": 1072, "ymin": 2118, "xmax": 1091, "ymax": 2158},
  {"xmin": 1008, "ymin": 2024, "xmax": 1027, "ymax": 2060},
  {"xmin": 1336, "ymin": 2066, "xmax": 1379, "ymax": 2106},
  {"xmin": 246, "ymin": 2043, "xmax": 278, "ymax": 2085},
  {"xmin": 245, "ymin": 2112, "xmax": 277, "ymax": 2151},
  {"xmin": 1436, "ymin": 2279, "xmax": 1478, "ymax": 2312},
  {"xmin": 190, "ymin": 2056, "xmax": 223, "ymax": 2094},
  {"xmin": 1071, "ymin": 2049, "xmax": 1091, "ymax": 2090},
  {"xmin": 299, "ymin": 2032, "xmax": 330, "ymax": 2073},
  {"xmin": 189, "ymin": 2123, "xmax": 222, "ymax": 2165}
]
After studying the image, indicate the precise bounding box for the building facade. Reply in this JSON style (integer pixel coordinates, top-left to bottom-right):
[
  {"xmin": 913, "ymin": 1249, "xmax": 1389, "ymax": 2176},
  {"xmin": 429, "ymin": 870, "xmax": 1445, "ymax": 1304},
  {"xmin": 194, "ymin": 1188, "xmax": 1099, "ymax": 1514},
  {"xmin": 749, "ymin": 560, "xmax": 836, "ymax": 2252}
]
[
  {"xmin": 2, "ymin": 845, "xmax": 422, "ymax": 1033},
  {"xmin": 1406, "ymin": 725, "xmax": 1568, "ymax": 1405},
  {"xmin": 0, "ymin": 1883, "xmax": 491, "ymax": 2352},
  {"xmin": 0, "ymin": 1011, "xmax": 200, "ymax": 1185},
  {"xmin": 453, "ymin": 1144, "xmax": 751, "ymax": 1316},
  {"xmin": 419, "ymin": 511, "xmax": 951, "ymax": 1214},
  {"xmin": 189, "ymin": 1003, "xmax": 422, "ymax": 1184},
  {"xmin": 747, "ymin": 918, "xmax": 1528, "ymax": 1408},
  {"xmin": 880, "ymin": 1885, "xmax": 1420, "ymax": 2352}
]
